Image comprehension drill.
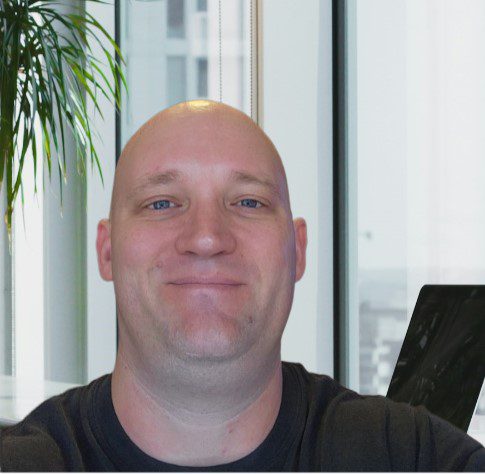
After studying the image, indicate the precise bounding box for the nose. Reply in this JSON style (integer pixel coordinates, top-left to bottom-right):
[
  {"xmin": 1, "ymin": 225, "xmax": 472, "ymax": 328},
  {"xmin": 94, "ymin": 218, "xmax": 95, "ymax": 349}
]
[{"xmin": 175, "ymin": 201, "xmax": 237, "ymax": 257}]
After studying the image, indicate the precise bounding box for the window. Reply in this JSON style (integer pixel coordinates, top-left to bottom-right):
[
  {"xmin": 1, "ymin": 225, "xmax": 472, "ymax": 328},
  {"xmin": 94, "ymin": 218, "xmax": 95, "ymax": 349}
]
[
  {"xmin": 167, "ymin": 0, "xmax": 186, "ymax": 39},
  {"xmin": 119, "ymin": 0, "xmax": 253, "ymax": 147},
  {"xmin": 0, "ymin": 0, "xmax": 117, "ymax": 426},
  {"xmin": 0, "ymin": 191, "xmax": 12, "ymax": 376},
  {"xmin": 0, "ymin": 6, "xmax": 88, "ymax": 387},
  {"xmin": 197, "ymin": 0, "xmax": 207, "ymax": 12},
  {"xmin": 197, "ymin": 57, "xmax": 208, "ymax": 96},
  {"xmin": 342, "ymin": 1, "xmax": 485, "ymax": 440},
  {"xmin": 167, "ymin": 56, "xmax": 187, "ymax": 104}
]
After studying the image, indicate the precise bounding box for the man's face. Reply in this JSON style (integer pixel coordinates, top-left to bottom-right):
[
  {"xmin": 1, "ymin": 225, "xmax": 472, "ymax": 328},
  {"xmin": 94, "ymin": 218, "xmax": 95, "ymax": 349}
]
[{"xmin": 97, "ymin": 102, "xmax": 307, "ymax": 368}]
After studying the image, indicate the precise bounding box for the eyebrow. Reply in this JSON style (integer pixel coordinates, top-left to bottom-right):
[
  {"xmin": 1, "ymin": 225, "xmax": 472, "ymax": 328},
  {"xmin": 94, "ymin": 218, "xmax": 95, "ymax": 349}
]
[
  {"xmin": 228, "ymin": 170, "xmax": 279, "ymax": 195},
  {"xmin": 129, "ymin": 169, "xmax": 279, "ymax": 198},
  {"xmin": 128, "ymin": 170, "xmax": 181, "ymax": 199}
]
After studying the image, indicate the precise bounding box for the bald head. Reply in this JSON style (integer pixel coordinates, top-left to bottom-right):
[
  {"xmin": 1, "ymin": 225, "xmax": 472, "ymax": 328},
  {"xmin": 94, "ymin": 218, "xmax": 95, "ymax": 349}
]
[
  {"xmin": 111, "ymin": 100, "xmax": 290, "ymax": 218},
  {"xmin": 96, "ymin": 98, "xmax": 308, "ymax": 373}
]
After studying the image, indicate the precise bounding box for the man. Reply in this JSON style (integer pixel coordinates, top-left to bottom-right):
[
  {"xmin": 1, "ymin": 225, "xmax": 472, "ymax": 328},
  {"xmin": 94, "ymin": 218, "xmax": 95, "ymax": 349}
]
[{"xmin": 1, "ymin": 100, "xmax": 484, "ymax": 471}]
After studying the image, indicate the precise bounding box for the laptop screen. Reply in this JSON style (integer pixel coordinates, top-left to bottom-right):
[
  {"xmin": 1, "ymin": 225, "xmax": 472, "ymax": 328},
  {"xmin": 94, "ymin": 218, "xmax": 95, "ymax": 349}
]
[{"xmin": 387, "ymin": 285, "xmax": 485, "ymax": 432}]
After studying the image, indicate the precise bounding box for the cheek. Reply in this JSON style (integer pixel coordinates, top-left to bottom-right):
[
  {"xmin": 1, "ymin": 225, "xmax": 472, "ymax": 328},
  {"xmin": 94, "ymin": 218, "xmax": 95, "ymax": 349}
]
[
  {"xmin": 255, "ymin": 224, "xmax": 296, "ymax": 276},
  {"xmin": 112, "ymin": 222, "xmax": 170, "ymax": 271},
  {"xmin": 244, "ymin": 224, "xmax": 296, "ymax": 317},
  {"xmin": 110, "ymin": 222, "xmax": 173, "ymax": 321},
  {"xmin": 264, "ymin": 226, "xmax": 297, "ymax": 292}
]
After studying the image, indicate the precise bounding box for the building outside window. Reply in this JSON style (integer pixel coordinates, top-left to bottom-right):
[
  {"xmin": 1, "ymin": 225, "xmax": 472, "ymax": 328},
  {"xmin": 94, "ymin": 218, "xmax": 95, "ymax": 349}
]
[
  {"xmin": 167, "ymin": 56, "xmax": 188, "ymax": 104},
  {"xmin": 197, "ymin": 57, "xmax": 208, "ymax": 96},
  {"xmin": 167, "ymin": 0, "xmax": 186, "ymax": 38},
  {"xmin": 119, "ymin": 0, "xmax": 252, "ymax": 147}
]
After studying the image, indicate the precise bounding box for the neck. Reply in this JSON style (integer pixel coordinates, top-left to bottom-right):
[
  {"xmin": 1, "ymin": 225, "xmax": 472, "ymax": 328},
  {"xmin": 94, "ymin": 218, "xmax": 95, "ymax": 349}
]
[{"xmin": 111, "ymin": 350, "xmax": 283, "ymax": 467}]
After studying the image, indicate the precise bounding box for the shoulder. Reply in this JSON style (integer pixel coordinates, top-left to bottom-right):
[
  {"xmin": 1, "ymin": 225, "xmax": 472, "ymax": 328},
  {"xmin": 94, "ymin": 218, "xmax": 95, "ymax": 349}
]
[
  {"xmin": 1, "ymin": 420, "xmax": 65, "ymax": 471},
  {"xmin": 0, "ymin": 375, "xmax": 109, "ymax": 471},
  {"xmin": 328, "ymin": 393, "xmax": 485, "ymax": 471},
  {"xmin": 282, "ymin": 361, "xmax": 355, "ymax": 404},
  {"xmin": 330, "ymin": 395, "xmax": 485, "ymax": 470},
  {"xmin": 283, "ymin": 362, "xmax": 485, "ymax": 471}
]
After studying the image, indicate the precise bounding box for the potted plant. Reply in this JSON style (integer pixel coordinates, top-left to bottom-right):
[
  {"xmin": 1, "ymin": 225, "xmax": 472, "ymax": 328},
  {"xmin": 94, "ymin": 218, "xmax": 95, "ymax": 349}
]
[{"xmin": 0, "ymin": 0, "xmax": 126, "ymax": 235}]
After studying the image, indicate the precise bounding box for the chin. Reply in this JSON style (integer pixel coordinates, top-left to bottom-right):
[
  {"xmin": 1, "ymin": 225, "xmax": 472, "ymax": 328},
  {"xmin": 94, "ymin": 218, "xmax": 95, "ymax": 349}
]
[{"xmin": 168, "ymin": 317, "xmax": 253, "ymax": 363}]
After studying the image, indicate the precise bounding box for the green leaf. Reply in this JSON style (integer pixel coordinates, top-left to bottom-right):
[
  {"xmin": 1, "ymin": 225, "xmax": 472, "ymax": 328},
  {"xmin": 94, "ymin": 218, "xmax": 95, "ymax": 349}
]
[{"xmin": 0, "ymin": 0, "xmax": 127, "ymax": 236}]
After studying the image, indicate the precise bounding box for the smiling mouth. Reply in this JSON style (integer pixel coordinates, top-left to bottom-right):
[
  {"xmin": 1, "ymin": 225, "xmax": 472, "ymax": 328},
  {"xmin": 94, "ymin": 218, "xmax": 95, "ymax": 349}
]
[
  {"xmin": 169, "ymin": 282, "xmax": 243, "ymax": 288},
  {"xmin": 169, "ymin": 277, "xmax": 244, "ymax": 286}
]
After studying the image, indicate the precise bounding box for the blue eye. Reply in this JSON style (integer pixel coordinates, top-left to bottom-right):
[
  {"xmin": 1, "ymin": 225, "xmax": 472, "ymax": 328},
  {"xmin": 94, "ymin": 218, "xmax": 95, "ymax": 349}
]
[
  {"xmin": 150, "ymin": 200, "xmax": 174, "ymax": 210},
  {"xmin": 239, "ymin": 198, "xmax": 262, "ymax": 208}
]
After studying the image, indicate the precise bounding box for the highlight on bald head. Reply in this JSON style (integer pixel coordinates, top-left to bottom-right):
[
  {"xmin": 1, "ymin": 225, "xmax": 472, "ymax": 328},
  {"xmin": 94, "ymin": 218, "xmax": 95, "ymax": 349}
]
[
  {"xmin": 118, "ymin": 100, "xmax": 282, "ymax": 170},
  {"xmin": 110, "ymin": 100, "xmax": 290, "ymax": 218}
]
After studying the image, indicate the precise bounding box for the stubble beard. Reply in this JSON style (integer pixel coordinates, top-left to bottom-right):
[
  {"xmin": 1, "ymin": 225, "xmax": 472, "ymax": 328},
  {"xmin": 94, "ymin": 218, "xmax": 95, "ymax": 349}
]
[{"xmin": 158, "ymin": 296, "xmax": 261, "ymax": 364}]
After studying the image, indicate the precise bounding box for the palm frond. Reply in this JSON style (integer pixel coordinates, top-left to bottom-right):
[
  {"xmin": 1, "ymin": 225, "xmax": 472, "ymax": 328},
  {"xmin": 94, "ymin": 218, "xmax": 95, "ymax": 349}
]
[{"xmin": 0, "ymin": 0, "xmax": 126, "ymax": 235}]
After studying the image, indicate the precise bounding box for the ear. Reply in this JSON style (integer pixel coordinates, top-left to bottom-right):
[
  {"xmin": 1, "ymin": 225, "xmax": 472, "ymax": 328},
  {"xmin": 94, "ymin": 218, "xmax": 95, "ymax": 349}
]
[
  {"xmin": 293, "ymin": 218, "xmax": 307, "ymax": 282},
  {"xmin": 96, "ymin": 219, "xmax": 113, "ymax": 281}
]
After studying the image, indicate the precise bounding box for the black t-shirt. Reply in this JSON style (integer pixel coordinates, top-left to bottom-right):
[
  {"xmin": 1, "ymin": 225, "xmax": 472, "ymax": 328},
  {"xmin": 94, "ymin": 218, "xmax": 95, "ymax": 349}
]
[{"xmin": 1, "ymin": 362, "xmax": 484, "ymax": 471}]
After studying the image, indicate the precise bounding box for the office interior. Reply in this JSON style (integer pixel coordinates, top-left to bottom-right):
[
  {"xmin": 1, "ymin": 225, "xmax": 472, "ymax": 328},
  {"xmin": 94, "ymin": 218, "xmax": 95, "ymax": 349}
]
[{"xmin": 0, "ymin": 0, "xmax": 484, "ymax": 445}]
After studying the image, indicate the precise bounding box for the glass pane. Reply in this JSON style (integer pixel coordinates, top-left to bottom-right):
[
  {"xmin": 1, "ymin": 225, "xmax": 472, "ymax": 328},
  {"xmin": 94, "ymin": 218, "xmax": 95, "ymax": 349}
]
[
  {"xmin": 167, "ymin": 0, "xmax": 185, "ymax": 38},
  {"xmin": 197, "ymin": 58, "xmax": 208, "ymax": 96},
  {"xmin": 0, "ymin": 190, "xmax": 12, "ymax": 376},
  {"xmin": 347, "ymin": 0, "xmax": 485, "ymax": 397},
  {"xmin": 119, "ymin": 0, "xmax": 253, "ymax": 148},
  {"xmin": 167, "ymin": 56, "xmax": 187, "ymax": 104},
  {"xmin": 1, "ymin": 119, "xmax": 46, "ymax": 382}
]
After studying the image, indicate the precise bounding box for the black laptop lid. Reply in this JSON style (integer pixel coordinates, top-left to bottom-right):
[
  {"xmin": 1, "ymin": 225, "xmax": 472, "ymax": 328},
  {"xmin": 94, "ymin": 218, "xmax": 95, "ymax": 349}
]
[{"xmin": 387, "ymin": 285, "xmax": 485, "ymax": 432}]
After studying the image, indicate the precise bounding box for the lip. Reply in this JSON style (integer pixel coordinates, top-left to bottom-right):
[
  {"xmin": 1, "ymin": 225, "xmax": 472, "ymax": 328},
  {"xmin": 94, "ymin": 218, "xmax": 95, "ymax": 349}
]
[{"xmin": 169, "ymin": 277, "xmax": 244, "ymax": 286}]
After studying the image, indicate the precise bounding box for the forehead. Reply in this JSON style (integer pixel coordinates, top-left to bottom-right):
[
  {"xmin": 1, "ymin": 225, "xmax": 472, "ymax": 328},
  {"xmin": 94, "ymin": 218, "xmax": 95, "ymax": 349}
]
[
  {"xmin": 128, "ymin": 168, "xmax": 281, "ymax": 204},
  {"xmin": 118, "ymin": 111, "xmax": 285, "ymax": 192}
]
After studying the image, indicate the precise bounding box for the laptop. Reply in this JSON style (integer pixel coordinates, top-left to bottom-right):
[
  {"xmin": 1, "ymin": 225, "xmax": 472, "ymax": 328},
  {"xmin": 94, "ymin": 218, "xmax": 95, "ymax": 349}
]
[{"xmin": 387, "ymin": 285, "xmax": 485, "ymax": 433}]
